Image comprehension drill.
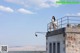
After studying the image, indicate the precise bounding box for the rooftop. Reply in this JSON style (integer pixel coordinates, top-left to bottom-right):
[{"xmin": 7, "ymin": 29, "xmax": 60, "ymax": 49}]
[{"xmin": 46, "ymin": 16, "xmax": 80, "ymax": 37}]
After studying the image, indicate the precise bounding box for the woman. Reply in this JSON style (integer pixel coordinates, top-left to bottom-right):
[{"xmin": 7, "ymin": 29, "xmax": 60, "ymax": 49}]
[{"xmin": 49, "ymin": 16, "xmax": 58, "ymax": 31}]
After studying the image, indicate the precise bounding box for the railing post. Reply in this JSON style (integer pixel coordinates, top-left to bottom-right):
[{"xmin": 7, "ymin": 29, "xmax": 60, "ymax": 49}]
[
  {"xmin": 47, "ymin": 23, "xmax": 50, "ymax": 31},
  {"xmin": 61, "ymin": 18, "xmax": 62, "ymax": 28},
  {"xmin": 66, "ymin": 16, "xmax": 70, "ymax": 27},
  {"xmin": 67, "ymin": 16, "xmax": 69, "ymax": 25},
  {"xmin": 57, "ymin": 20, "xmax": 58, "ymax": 29},
  {"xmin": 47, "ymin": 23, "xmax": 48, "ymax": 31}
]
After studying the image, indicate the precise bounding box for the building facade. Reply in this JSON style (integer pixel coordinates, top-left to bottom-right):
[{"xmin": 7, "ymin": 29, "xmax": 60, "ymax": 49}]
[{"xmin": 46, "ymin": 27, "xmax": 80, "ymax": 53}]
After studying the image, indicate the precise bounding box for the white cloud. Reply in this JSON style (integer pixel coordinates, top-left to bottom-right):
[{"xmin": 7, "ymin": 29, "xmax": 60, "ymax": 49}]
[
  {"xmin": 0, "ymin": 5, "xmax": 14, "ymax": 13},
  {"xmin": 0, "ymin": 13, "xmax": 2, "ymax": 16},
  {"xmin": 66, "ymin": 13, "xmax": 80, "ymax": 16},
  {"xmin": 0, "ymin": 5, "xmax": 35, "ymax": 14},
  {"xmin": 77, "ymin": 13, "xmax": 80, "ymax": 16},
  {"xmin": 66, "ymin": 13, "xmax": 75, "ymax": 16},
  {"xmin": 17, "ymin": 8, "xmax": 35, "ymax": 14},
  {"xmin": 5, "ymin": 0, "xmax": 60, "ymax": 8}
]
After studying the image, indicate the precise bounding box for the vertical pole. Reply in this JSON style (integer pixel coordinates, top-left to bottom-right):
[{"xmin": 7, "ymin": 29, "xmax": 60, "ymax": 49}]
[
  {"xmin": 67, "ymin": 16, "xmax": 70, "ymax": 27},
  {"xmin": 67, "ymin": 16, "xmax": 69, "ymax": 25},
  {"xmin": 47, "ymin": 23, "xmax": 48, "ymax": 31},
  {"xmin": 57, "ymin": 20, "xmax": 58, "ymax": 29},
  {"xmin": 61, "ymin": 18, "xmax": 62, "ymax": 28},
  {"xmin": 47, "ymin": 23, "xmax": 50, "ymax": 31}
]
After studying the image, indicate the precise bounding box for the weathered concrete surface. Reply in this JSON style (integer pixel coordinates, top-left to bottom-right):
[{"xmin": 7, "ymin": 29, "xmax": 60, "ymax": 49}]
[
  {"xmin": 66, "ymin": 27, "xmax": 80, "ymax": 33},
  {"xmin": 65, "ymin": 27, "xmax": 80, "ymax": 53}
]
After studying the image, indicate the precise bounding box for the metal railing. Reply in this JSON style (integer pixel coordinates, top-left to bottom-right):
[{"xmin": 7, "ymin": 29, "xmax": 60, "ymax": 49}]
[{"xmin": 47, "ymin": 16, "xmax": 80, "ymax": 31}]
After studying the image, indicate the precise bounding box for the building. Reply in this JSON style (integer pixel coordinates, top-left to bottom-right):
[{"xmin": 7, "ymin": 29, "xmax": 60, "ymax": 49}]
[{"xmin": 46, "ymin": 16, "xmax": 80, "ymax": 53}]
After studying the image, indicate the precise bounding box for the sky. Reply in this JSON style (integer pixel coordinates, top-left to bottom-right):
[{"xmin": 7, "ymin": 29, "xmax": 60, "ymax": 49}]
[{"xmin": 0, "ymin": 0, "xmax": 80, "ymax": 46}]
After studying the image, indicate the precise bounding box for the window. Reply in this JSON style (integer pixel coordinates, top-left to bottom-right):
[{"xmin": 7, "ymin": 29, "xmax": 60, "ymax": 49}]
[
  {"xmin": 49, "ymin": 42, "xmax": 60, "ymax": 53},
  {"xmin": 53, "ymin": 43, "xmax": 56, "ymax": 53},
  {"xmin": 57, "ymin": 42, "xmax": 60, "ymax": 53},
  {"xmin": 49, "ymin": 43, "xmax": 52, "ymax": 53}
]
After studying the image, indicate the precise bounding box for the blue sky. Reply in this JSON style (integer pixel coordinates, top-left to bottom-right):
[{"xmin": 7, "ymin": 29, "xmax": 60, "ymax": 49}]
[{"xmin": 0, "ymin": 0, "xmax": 80, "ymax": 46}]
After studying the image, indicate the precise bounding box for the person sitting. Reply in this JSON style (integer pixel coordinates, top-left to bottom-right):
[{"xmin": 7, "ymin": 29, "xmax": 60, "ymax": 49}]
[{"xmin": 49, "ymin": 16, "xmax": 58, "ymax": 31}]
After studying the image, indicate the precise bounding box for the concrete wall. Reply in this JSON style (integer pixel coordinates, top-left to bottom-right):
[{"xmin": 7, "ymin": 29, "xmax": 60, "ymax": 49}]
[
  {"xmin": 46, "ymin": 34, "xmax": 65, "ymax": 53},
  {"xmin": 65, "ymin": 27, "xmax": 80, "ymax": 53}
]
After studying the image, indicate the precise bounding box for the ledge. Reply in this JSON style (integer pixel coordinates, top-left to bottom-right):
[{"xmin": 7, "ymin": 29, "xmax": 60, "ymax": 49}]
[
  {"xmin": 46, "ymin": 27, "xmax": 80, "ymax": 37},
  {"xmin": 46, "ymin": 27, "xmax": 65, "ymax": 37}
]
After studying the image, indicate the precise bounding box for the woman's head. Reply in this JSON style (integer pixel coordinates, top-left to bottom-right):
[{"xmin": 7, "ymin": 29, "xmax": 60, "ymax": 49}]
[{"xmin": 52, "ymin": 16, "xmax": 56, "ymax": 21}]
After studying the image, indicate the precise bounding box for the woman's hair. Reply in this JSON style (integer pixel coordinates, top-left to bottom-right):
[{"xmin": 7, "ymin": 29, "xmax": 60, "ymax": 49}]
[{"xmin": 52, "ymin": 16, "xmax": 56, "ymax": 21}]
